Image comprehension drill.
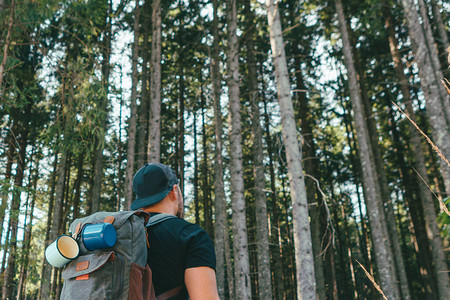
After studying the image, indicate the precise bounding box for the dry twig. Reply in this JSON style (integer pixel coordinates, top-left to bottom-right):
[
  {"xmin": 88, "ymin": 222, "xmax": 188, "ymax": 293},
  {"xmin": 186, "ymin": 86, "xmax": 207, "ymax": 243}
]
[
  {"xmin": 391, "ymin": 101, "xmax": 450, "ymax": 167},
  {"xmin": 442, "ymin": 78, "xmax": 450, "ymax": 95},
  {"xmin": 305, "ymin": 173, "xmax": 335, "ymax": 254},
  {"xmin": 356, "ymin": 260, "xmax": 388, "ymax": 300},
  {"xmin": 413, "ymin": 167, "xmax": 450, "ymax": 217}
]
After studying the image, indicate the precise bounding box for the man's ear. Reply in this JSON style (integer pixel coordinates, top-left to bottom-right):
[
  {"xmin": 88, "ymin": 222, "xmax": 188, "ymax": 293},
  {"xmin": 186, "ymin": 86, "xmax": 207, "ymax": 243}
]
[{"xmin": 169, "ymin": 185, "xmax": 178, "ymax": 202}]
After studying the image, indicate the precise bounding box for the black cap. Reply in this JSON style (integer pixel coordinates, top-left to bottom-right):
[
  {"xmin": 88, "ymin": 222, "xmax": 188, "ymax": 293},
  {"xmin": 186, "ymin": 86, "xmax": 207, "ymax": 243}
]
[{"xmin": 131, "ymin": 163, "xmax": 179, "ymax": 210}]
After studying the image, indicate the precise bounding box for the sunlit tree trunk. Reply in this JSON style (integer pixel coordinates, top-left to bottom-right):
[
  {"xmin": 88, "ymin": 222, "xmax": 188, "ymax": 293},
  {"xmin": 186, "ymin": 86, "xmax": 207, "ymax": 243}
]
[
  {"xmin": 226, "ymin": 0, "xmax": 252, "ymax": 299},
  {"xmin": 148, "ymin": 0, "xmax": 162, "ymax": 162},
  {"xmin": 266, "ymin": 0, "xmax": 316, "ymax": 298},
  {"xmin": 125, "ymin": 2, "xmax": 140, "ymax": 208},
  {"xmin": 335, "ymin": 0, "xmax": 400, "ymax": 298}
]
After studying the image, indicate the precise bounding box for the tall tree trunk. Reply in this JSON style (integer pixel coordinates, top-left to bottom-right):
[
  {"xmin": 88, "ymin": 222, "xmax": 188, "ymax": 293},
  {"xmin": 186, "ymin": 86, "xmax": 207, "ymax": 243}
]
[
  {"xmin": 416, "ymin": 0, "xmax": 449, "ymax": 78},
  {"xmin": 40, "ymin": 147, "xmax": 68, "ymax": 300},
  {"xmin": 385, "ymin": 4, "xmax": 450, "ymax": 298},
  {"xmin": 0, "ymin": 122, "xmax": 17, "ymax": 243},
  {"xmin": 1, "ymin": 116, "xmax": 29, "ymax": 300},
  {"xmin": 136, "ymin": 0, "xmax": 151, "ymax": 167},
  {"xmin": 335, "ymin": 0, "xmax": 400, "ymax": 298},
  {"xmin": 178, "ymin": 66, "xmax": 185, "ymax": 195},
  {"xmin": 262, "ymin": 96, "xmax": 286, "ymax": 300},
  {"xmin": 148, "ymin": 0, "xmax": 162, "ymax": 162},
  {"xmin": 400, "ymin": 0, "xmax": 450, "ymax": 194},
  {"xmin": 384, "ymin": 2, "xmax": 450, "ymax": 299},
  {"xmin": 125, "ymin": 2, "xmax": 140, "ymax": 209},
  {"xmin": 226, "ymin": 0, "xmax": 252, "ymax": 299},
  {"xmin": 386, "ymin": 95, "xmax": 436, "ymax": 298},
  {"xmin": 211, "ymin": 1, "xmax": 228, "ymax": 296},
  {"xmin": 243, "ymin": 1, "xmax": 273, "ymax": 297},
  {"xmin": 429, "ymin": 0, "xmax": 449, "ymax": 68},
  {"xmin": 38, "ymin": 150, "xmax": 58, "ymax": 300},
  {"xmin": 293, "ymin": 62, "xmax": 327, "ymax": 300},
  {"xmin": 200, "ymin": 83, "xmax": 213, "ymax": 237},
  {"xmin": 17, "ymin": 151, "xmax": 39, "ymax": 300},
  {"xmin": 429, "ymin": 0, "xmax": 450, "ymax": 79},
  {"xmin": 90, "ymin": 0, "xmax": 113, "ymax": 213},
  {"xmin": 193, "ymin": 110, "xmax": 200, "ymax": 225},
  {"xmin": 0, "ymin": 0, "xmax": 14, "ymax": 98},
  {"xmin": 347, "ymin": 11, "xmax": 411, "ymax": 296},
  {"xmin": 266, "ymin": 1, "xmax": 316, "ymax": 298},
  {"xmin": 71, "ymin": 151, "xmax": 85, "ymax": 221}
]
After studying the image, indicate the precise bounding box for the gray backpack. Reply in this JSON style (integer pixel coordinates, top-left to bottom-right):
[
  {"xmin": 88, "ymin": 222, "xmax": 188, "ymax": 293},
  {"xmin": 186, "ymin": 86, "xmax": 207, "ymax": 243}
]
[{"xmin": 60, "ymin": 211, "xmax": 180, "ymax": 300}]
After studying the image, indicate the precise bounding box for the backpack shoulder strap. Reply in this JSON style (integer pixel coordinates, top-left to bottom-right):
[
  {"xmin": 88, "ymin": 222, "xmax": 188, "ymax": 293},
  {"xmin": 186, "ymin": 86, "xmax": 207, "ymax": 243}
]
[{"xmin": 145, "ymin": 213, "xmax": 177, "ymax": 228}]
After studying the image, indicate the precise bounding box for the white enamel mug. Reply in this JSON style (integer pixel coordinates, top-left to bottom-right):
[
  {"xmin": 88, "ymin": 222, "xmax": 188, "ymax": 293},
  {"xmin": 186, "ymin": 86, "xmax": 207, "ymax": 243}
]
[{"xmin": 45, "ymin": 234, "xmax": 79, "ymax": 268}]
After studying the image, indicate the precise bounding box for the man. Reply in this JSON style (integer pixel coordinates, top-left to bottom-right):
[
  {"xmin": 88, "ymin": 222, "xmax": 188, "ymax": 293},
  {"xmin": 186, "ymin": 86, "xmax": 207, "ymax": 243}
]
[{"xmin": 131, "ymin": 162, "xmax": 220, "ymax": 300}]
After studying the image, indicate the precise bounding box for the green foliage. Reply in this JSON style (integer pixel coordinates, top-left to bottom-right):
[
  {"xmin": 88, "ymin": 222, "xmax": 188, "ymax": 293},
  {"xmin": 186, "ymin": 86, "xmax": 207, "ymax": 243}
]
[{"xmin": 437, "ymin": 197, "xmax": 450, "ymax": 240}]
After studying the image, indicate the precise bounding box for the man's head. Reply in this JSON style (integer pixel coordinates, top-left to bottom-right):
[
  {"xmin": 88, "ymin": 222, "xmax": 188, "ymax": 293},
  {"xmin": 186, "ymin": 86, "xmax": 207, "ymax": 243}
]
[{"xmin": 131, "ymin": 163, "xmax": 182, "ymax": 215}]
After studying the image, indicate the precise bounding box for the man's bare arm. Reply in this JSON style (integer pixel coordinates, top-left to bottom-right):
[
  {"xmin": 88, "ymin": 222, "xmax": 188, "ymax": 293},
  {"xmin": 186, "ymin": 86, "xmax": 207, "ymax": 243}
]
[{"xmin": 185, "ymin": 267, "xmax": 220, "ymax": 300}]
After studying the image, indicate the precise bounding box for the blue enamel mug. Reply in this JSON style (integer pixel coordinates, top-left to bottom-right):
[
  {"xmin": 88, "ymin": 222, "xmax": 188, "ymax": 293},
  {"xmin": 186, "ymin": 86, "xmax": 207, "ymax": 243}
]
[{"xmin": 81, "ymin": 223, "xmax": 117, "ymax": 251}]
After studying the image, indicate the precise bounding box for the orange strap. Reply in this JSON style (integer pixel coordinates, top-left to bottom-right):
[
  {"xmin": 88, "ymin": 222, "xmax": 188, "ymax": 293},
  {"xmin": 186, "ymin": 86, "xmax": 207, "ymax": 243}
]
[{"xmin": 76, "ymin": 274, "xmax": 89, "ymax": 281}]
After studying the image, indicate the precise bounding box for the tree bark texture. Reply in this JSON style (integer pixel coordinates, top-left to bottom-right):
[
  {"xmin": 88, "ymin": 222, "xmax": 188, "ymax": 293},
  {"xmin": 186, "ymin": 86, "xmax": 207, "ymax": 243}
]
[
  {"xmin": 400, "ymin": 0, "xmax": 450, "ymax": 194},
  {"xmin": 244, "ymin": 1, "xmax": 273, "ymax": 298},
  {"xmin": 136, "ymin": 0, "xmax": 151, "ymax": 167},
  {"xmin": 293, "ymin": 64, "xmax": 327, "ymax": 300},
  {"xmin": 226, "ymin": 0, "xmax": 252, "ymax": 299},
  {"xmin": 384, "ymin": 5, "xmax": 449, "ymax": 298},
  {"xmin": 429, "ymin": 0, "xmax": 449, "ymax": 67},
  {"xmin": 266, "ymin": 1, "xmax": 317, "ymax": 298},
  {"xmin": 211, "ymin": 0, "xmax": 227, "ymax": 296},
  {"xmin": 125, "ymin": 3, "xmax": 140, "ymax": 209},
  {"xmin": 335, "ymin": 0, "xmax": 401, "ymax": 298},
  {"xmin": 263, "ymin": 97, "xmax": 286, "ymax": 300},
  {"xmin": 90, "ymin": 1, "xmax": 113, "ymax": 213},
  {"xmin": 148, "ymin": 0, "xmax": 162, "ymax": 163},
  {"xmin": 200, "ymin": 86, "xmax": 213, "ymax": 236}
]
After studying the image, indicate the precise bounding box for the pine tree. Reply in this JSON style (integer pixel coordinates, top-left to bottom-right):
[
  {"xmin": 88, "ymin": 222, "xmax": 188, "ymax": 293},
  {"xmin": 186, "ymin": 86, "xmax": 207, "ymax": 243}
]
[
  {"xmin": 148, "ymin": 0, "xmax": 162, "ymax": 162},
  {"xmin": 226, "ymin": 0, "xmax": 252, "ymax": 298},
  {"xmin": 334, "ymin": 0, "xmax": 400, "ymax": 298},
  {"xmin": 266, "ymin": 0, "xmax": 316, "ymax": 297}
]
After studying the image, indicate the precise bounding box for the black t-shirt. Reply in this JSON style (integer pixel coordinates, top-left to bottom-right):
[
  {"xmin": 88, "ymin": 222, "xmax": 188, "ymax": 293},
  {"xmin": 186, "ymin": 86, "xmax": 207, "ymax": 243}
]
[{"xmin": 146, "ymin": 213, "xmax": 216, "ymax": 299}]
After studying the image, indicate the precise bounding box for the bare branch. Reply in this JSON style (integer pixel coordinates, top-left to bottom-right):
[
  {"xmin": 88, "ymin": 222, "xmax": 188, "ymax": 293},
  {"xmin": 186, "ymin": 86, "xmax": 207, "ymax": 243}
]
[
  {"xmin": 413, "ymin": 167, "xmax": 450, "ymax": 217},
  {"xmin": 392, "ymin": 101, "xmax": 450, "ymax": 167},
  {"xmin": 356, "ymin": 260, "xmax": 388, "ymax": 300}
]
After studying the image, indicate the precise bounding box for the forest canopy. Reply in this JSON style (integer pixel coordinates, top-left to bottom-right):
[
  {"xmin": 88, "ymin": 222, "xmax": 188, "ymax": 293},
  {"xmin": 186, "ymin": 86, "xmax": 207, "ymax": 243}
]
[{"xmin": 0, "ymin": 0, "xmax": 449, "ymax": 299}]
